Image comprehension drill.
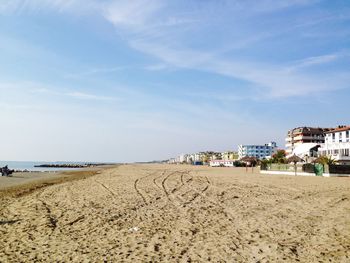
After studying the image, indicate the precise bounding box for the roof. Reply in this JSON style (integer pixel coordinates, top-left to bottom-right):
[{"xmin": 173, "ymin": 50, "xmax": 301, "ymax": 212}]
[
  {"xmin": 325, "ymin": 126, "xmax": 350, "ymax": 134},
  {"xmin": 288, "ymin": 127, "xmax": 331, "ymax": 135}
]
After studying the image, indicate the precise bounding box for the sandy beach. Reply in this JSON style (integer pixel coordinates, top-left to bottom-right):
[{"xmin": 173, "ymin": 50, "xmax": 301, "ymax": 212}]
[
  {"xmin": 0, "ymin": 164, "xmax": 349, "ymax": 262},
  {"xmin": 0, "ymin": 168, "xmax": 105, "ymax": 198}
]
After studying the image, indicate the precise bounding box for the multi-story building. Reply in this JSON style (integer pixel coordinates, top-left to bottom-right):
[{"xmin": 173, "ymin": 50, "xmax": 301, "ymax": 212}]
[
  {"xmin": 221, "ymin": 151, "xmax": 238, "ymax": 160},
  {"xmin": 285, "ymin": 127, "xmax": 331, "ymax": 155},
  {"xmin": 175, "ymin": 154, "xmax": 187, "ymax": 163},
  {"xmin": 238, "ymin": 142, "xmax": 277, "ymax": 159},
  {"xmin": 319, "ymin": 126, "xmax": 350, "ymax": 164}
]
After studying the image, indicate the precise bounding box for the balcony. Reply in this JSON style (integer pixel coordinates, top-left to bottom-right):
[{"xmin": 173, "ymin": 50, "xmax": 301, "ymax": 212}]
[
  {"xmin": 320, "ymin": 142, "xmax": 350, "ymax": 150},
  {"xmin": 293, "ymin": 135, "xmax": 324, "ymax": 141},
  {"xmin": 330, "ymin": 154, "xmax": 350, "ymax": 161}
]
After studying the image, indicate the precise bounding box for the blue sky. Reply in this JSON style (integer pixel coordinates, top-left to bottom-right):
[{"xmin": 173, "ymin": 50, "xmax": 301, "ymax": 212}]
[{"xmin": 0, "ymin": 0, "xmax": 349, "ymax": 162}]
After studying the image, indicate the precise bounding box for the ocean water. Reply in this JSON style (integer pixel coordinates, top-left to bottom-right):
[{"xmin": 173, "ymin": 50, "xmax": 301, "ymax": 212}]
[{"xmin": 0, "ymin": 161, "xmax": 86, "ymax": 172}]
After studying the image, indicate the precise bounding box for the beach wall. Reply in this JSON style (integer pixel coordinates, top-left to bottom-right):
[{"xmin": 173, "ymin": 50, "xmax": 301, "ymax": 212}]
[
  {"xmin": 260, "ymin": 170, "xmax": 315, "ymax": 176},
  {"xmin": 260, "ymin": 163, "xmax": 350, "ymax": 177}
]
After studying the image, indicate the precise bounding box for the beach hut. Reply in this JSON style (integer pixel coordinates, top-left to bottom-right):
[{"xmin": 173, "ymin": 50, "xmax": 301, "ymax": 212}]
[
  {"xmin": 287, "ymin": 155, "xmax": 304, "ymax": 176},
  {"xmin": 240, "ymin": 156, "xmax": 257, "ymax": 173}
]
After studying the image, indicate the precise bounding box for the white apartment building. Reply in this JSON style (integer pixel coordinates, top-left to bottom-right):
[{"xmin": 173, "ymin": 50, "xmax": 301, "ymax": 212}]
[
  {"xmin": 319, "ymin": 126, "xmax": 350, "ymax": 164},
  {"xmin": 178, "ymin": 154, "xmax": 187, "ymax": 163},
  {"xmin": 285, "ymin": 127, "xmax": 331, "ymax": 155},
  {"xmin": 238, "ymin": 142, "xmax": 277, "ymax": 159}
]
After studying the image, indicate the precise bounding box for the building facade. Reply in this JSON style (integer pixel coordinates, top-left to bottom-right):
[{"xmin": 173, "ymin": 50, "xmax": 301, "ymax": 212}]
[
  {"xmin": 318, "ymin": 126, "xmax": 350, "ymax": 164},
  {"xmin": 238, "ymin": 142, "xmax": 277, "ymax": 159},
  {"xmin": 209, "ymin": 160, "xmax": 235, "ymax": 167},
  {"xmin": 285, "ymin": 127, "xmax": 331, "ymax": 155},
  {"xmin": 221, "ymin": 151, "xmax": 238, "ymax": 160}
]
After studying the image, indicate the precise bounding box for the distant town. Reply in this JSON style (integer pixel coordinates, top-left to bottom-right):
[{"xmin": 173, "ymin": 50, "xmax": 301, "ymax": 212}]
[{"xmin": 168, "ymin": 125, "xmax": 350, "ymax": 172}]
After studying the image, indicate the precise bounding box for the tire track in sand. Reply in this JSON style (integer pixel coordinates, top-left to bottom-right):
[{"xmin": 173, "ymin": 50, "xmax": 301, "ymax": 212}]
[
  {"xmin": 159, "ymin": 172, "xmax": 238, "ymax": 261},
  {"xmin": 94, "ymin": 179, "xmax": 117, "ymax": 197},
  {"xmin": 157, "ymin": 170, "xmax": 195, "ymax": 207},
  {"xmin": 156, "ymin": 170, "xmax": 211, "ymax": 209},
  {"xmin": 134, "ymin": 171, "xmax": 162, "ymax": 205},
  {"xmin": 182, "ymin": 175, "xmax": 211, "ymax": 207}
]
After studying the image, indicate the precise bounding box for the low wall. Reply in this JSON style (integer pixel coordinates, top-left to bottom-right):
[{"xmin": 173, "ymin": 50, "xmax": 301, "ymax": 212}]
[
  {"xmin": 329, "ymin": 164, "xmax": 350, "ymax": 174},
  {"xmin": 260, "ymin": 170, "xmax": 315, "ymax": 176},
  {"xmin": 323, "ymin": 173, "xmax": 350, "ymax": 177},
  {"xmin": 260, "ymin": 163, "xmax": 350, "ymax": 177}
]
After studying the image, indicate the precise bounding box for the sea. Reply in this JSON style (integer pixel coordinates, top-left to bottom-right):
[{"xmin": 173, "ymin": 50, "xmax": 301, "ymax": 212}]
[{"xmin": 0, "ymin": 161, "xmax": 87, "ymax": 172}]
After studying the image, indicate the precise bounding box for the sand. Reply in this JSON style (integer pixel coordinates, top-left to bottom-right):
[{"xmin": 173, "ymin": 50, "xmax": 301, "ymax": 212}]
[
  {"xmin": 0, "ymin": 168, "xmax": 105, "ymax": 198},
  {"xmin": 0, "ymin": 171, "xmax": 74, "ymax": 190},
  {"xmin": 0, "ymin": 164, "xmax": 349, "ymax": 262}
]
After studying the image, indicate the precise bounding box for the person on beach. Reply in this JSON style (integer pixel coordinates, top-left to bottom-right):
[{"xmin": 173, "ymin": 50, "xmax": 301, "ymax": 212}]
[{"xmin": 1, "ymin": 165, "xmax": 14, "ymax": 177}]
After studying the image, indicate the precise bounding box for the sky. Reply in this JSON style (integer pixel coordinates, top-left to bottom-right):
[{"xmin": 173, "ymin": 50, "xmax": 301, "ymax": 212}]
[{"xmin": 0, "ymin": 0, "xmax": 349, "ymax": 162}]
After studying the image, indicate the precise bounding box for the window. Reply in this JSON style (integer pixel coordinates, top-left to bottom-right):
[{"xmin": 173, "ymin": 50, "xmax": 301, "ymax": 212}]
[{"xmin": 332, "ymin": 133, "xmax": 335, "ymax": 142}]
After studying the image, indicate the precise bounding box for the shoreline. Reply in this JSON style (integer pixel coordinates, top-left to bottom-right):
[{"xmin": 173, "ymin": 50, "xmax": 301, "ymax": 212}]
[{"xmin": 0, "ymin": 165, "xmax": 117, "ymax": 198}]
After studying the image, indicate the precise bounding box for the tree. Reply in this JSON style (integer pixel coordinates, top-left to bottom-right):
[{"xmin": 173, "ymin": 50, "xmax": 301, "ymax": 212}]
[
  {"xmin": 271, "ymin": 150, "xmax": 286, "ymax": 164},
  {"xmin": 260, "ymin": 159, "xmax": 271, "ymax": 170},
  {"xmin": 316, "ymin": 155, "xmax": 337, "ymax": 165}
]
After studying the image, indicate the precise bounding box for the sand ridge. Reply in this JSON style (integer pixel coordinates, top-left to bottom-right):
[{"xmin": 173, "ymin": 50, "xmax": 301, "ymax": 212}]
[{"xmin": 0, "ymin": 164, "xmax": 349, "ymax": 262}]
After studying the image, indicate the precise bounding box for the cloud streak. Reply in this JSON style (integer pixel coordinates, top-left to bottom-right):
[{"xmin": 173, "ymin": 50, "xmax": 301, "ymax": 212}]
[
  {"xmin": 65, "ymin": 91, "xmax": 117, "ymax": 101},
  {"xmin": 1, "ymin": 0, "xmax": 349, "ymax": 99},
  {"xmin": 64, "ymin": 66, "xmax": 127, "ymax": 79},
  {"xmin": 98, "ymin": 0, "xmax": 350, "ymax": 98},
  {"xmin": 0, "ymin": 81, "xmax": 118, "ymax": 102},
  {"xmin": 287, "ymin": 52, "xmax": 348, "ymax": 71},
  {"xmin": 0, "ymin": 0, "xmax": 97, "ymax": 15}
]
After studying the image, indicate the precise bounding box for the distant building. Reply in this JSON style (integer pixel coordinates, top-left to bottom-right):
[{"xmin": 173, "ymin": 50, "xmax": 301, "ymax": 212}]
[
  {"xmin": 194, "ymin": 152, "xmax": 205, "ymax": 162},
  {"xmin": 238, "ymin": 142, "xmax": 277, "ymax": 159},
  {"xmin": 209, "ymin": 152, "xmax": 222, "ymax": 161},
  {"xmin": 209, "ymin": 160, "xmax": 234, "ymax": 167},
  {"xmin": 168, "ymin": 158, "xmax": 176, "ymax": 164},
  {"xmin": 285, "ymin": 127, "xmax": 331, "ymax": 155},
  {"xmin": 179, "ymin": 154, "xmax": 187, "ymax": 163},
  {"xmin": 186, "ymin": 154, "xmax": 194, "ymax": 164},
  {"xmin": 221, "ymin": 151, "xmax": 238, "ymax": 160},
  {"xmin": 319, "ymin": 126, "xmax": 350, "ymax": 164}
]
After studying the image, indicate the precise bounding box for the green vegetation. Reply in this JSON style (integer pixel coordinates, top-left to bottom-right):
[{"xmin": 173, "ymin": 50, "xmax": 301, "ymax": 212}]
[
  {"xmin": 233, "ymin": 161, "xmax": 245, "ymax": 167},
  {"xmin": 316, "ymin": 155, "xmax": 337, "ymax": 165},
  {"xmin": 271, "ymin": 150, "xmax": 287, "ymax": 164},
  {"xmin": 260, "ymin": 150, "xmax": 287, "ymax": 170}
]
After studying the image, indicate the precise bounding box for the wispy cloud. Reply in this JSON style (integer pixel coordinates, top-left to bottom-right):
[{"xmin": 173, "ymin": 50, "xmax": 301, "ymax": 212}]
[
  {"xmin": 96, "ymin": 0, "xmax": 350, "ymax": 98},
  {"xmin": 64, "ymin": 66, "xmax": 127, "ymax": 79},
  {"xmin": 65, "ymin": 91, "xmax": 117, "ymax": 101},
  {"xmin": 144, "ymin": 63, "xmax": 171, "ymax": 71},
  {"xmin": 287, "ymin": 52, "xmax": 347, "ymax": 71},
  {"xmin": 246, "ymin": 0, "xmax": 319, "ymax": 14},
  {"xmin": 0, "ymin": 0, "xmax": 97, "ymax": 15},
  {"xmin": 2, "ymin": 0, "xmax": 349, "ymax": 99},
  {"xmin": 0, "ymin": 81, "xmax": 118, "ymax": 102},
  {"xmin": 128, "ymin": 41, "xmax": 350, "ymax": 98},
  {"xmin": 103, "ymin": 0, "xmax": 162, "ymax": 28}
]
